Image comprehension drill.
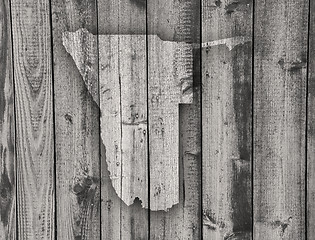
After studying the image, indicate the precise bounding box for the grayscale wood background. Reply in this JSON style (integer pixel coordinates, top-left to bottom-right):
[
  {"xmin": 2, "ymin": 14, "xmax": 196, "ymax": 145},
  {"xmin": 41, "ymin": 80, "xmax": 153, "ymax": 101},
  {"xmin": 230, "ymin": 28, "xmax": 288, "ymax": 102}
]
[{"xmin": 0, "ymin": 0, "xmax": 312, "ymax": 239}]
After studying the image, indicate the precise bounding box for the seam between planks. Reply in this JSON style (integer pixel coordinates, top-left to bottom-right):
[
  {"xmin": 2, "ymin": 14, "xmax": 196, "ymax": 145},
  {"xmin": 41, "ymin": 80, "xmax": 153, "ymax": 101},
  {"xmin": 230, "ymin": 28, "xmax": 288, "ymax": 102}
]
[
  {"xmin": 145, "ymin": 0, "xmax": 151, "ymax": 237},
  {"xmin": 7, "ymin": 0, "xmax": 18, "ymax": 238},
  {"xmin": 252, "ymin": 0, "xmax": 255, "ymax": 239},
  {"xmin": 47, "ymin": 0, "xmax": 57, "ymax": 238},
  {"xmin": 117, "ymin": 4, "xmax": 123, "ymax": 238},
  {"xmin": 306, "ymin": 0, "xmax": 311, "ymax": 239},
  {"xmin": 199, "ymin": 0, "xmax": 203, "ymax": 238},
  {"xmin": 96, "ymin": 0, "xmax": 101, "ymax": 239}
]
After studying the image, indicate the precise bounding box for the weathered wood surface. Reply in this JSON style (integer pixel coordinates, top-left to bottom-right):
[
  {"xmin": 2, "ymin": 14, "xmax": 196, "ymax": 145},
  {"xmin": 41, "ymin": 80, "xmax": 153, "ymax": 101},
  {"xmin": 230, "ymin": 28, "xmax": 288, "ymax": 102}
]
[
  {"xmin": 147, "ymin": 0, "xmax": 201, "ymax": 238},
  {"xmin": 148, "ymin": 35, "xmax": 193, "ymax": 211},
  {"xmin": 98, "ymin": 34, "xmax": 122, "ymax": 240},
  {"xmin": 309, "ymin": 0, "xmax": 315, "ymax": 238},
  {"xmin": 95, "ymin": 0, "xmax": 149, "ymax": 209},
  {"xmin": 98, "ymin": 0, "xmax": 149, "ymax": 238},
  {"xmin": 3, "ymin": 0, "xmax": 315, "ymax": 239},
  {"xmin": 254, "ymin": 0, "xmax": 308, "ymax": 239},
  {"xmin": 147, "ymin": 0, "xmax": 194, "ymax": 213},
  {"xmin": 149, "ymin": 57, "xmax": 202, "ymax": 240},
  {"xmin": 51, "ymin": 0, "xmax": 101, "ymax": 239},
  {"xmin": 202, "ymin": 0, "xmax": 253, "ymax": 239},
  {"xmin": 10, "ymin": 0, "xmax": 55, "ymax": 238},
  {"xmin": 0, "ymin": 0, "xmax": 15, "ymax": 239}
]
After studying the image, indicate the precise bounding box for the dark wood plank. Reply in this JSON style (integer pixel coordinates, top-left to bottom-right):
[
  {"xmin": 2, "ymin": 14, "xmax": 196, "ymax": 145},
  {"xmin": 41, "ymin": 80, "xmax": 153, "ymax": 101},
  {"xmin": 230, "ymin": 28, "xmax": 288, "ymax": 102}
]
[
  {"xmin": 308, "ymin": 0, "xmax": 315, "ymax": 238},
  {"xmin": 202, "ymin": 1, "xmax": 253, "ymax": 239},
  {"xmin": 148, "ymin": 0, "xmax": 201, "ymax": 238},
  {"xmin": 51, "ymin": 0, "xmax": 101, "ymax": 239},
  {"xmin": 254, "ymin": 0, "xmax": 308, "ymax": 239},
  {"xmin": 10, "ymin": 0, "xmax": 55, "ymax": 238},
  {"xmin": 0, "ymin": 0, "xmax": 16, "ymax": 238},
  {"xmin": 98, "ymin": 0, "xmax": 149, "ymax": 238}
]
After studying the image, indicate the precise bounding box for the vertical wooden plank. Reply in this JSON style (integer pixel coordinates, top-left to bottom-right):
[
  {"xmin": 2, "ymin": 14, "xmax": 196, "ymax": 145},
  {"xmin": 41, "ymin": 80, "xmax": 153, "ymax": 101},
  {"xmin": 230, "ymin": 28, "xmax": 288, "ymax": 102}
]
[
  {"xmin": 0, "ymin": 0, "xmax": 15, "ymax": 239},
  {"xmin": 98, "ymin": 35, "xmax": 121, "ymax": 240},
  {"xmin": 148, "ymin": 0, "xmax": 201, "ymax": 238},
  {"xmin": 202, "ymin": 0, "xmax": 253, "ymax": 239},
  {"xmin": 10, "ymin": 0, "xmax": 55, "ymax": 238},
  {"xmin": 148, "ymin": 36, "xmax": 187, "ymax": 210},
  {"xmin": 118, "ymin": 34, "xmax": 148, "ymax": 239},
  {"xmin": 98, "ymin": 2, "xmax": 148, "ymax": 209},
  {"xmin": 147, "ymin": 0, "xmax": 194, "ymax": 212},
  {"xmin": 119, "ymin": 34, "xmax": 148, "ymax": 209},
  {"xmin": 308, "ymin": 1, "xmax": 315, "ymax": 238},
  {"xmin": 254, "ymin": 0, "xmax": 308, "ymax": 239},
  {"xmin": 98, "ymin": 0, "xmax": 148, "ymax": 238},
  {"xmin": 51, "ymin": 0, "xmax": 100, "ymax": 239}
]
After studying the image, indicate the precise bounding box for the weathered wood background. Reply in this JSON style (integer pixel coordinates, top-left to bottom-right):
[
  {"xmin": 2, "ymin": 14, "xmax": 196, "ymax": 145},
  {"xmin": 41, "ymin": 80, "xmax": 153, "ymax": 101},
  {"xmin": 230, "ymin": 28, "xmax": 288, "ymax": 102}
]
[{"xmin": 0, "ymin": 0, "xmax": 312, "ymax": 239}]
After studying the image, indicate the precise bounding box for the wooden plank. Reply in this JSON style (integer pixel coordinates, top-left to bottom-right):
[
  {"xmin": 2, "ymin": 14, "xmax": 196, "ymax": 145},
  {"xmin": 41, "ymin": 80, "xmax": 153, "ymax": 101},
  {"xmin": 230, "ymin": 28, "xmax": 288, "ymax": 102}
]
[
  {"xmin": 50, "ymin": 0, "xmax": 100, "ymax": 239},
  {"xmin": 148, "ymin": 35, "xmax": 193, "ymax": 211},
  {"xmin": 10, "ymin": 0, "xmax": 55, "ymax": 238},
  {"xmin": 98, "ymin": 34, "xmax": 121, "ymax": 240},
  {"xmin": 149, "ymin": 86, "xmax": 202, "ymax": 239},
  {"xmin": 119, "ymin": 34, "xmax": 148, "ymax": 209},
  {"xmin": 97, "ymin": 2, "xmax": 148, "ymax": 210},
  {"xmin": 118, "ymin": 34, "xmax": 148, "ymax": 239},
  {"xmin": 254, "ymin": 0, "xmax": 308, "ymax": 239},
  {"xmin": 309, "ymin": 1, "xmax": 315, "ymax": 238},
  {"xmin": 148, "ymin": 0, "xmax": 201, "ymax": 238},
  {"xmin": 98, "ymin": 0, "xmax": 149, "ymax": 238},
  {"xmin": 147, "ymin": 0, "xmax": 194, "ymax": 213},
  {"xmin": 0, "ymin": 0, "xmax": 16, "ymax": 239},
  {"xmin": 202, "ymin": 0, "xmax": 253, "ymax": 239}
]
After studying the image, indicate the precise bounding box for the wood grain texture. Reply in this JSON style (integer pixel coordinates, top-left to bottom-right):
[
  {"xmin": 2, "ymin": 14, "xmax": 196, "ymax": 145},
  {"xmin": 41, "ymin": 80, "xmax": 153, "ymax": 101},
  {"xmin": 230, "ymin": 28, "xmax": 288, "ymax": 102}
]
[
  {"xmin": 254, "ymin": 0, "xmax": 308, "ymax": 239},
  {"xmin": 147, "ymin": 0, "xmax": 194, "ymax": 212},
  {"xmin": 0, "ymin": 0, "xmax": 16, "ymax": 238},
  {"xmin": 98, "ymin": 2, "xmax": 121, "ymax": 238},
  {"xmin": 148, "ymin": 36, "xmax": 193, "ymax": 211},
  {"xmin": 120, "ymin": 34, "xmax": 148, "ymax": 209},
  {"xmin": 94, "ymin": 34, "xmax": 148, "ymax": 210},
  {"xmin": 98, "ymin": 0, "xmax": 148, "ymax": 238},
  {"xmin": 98, "ymin": 0, "xmax": 148, "ymax": 210},
  {"xmin": 202, "ymin": 0, "xmax": 253, "ymax": 239},
  {"xmin": 51, "ymin": 0, "xmax": 101, "ymax": 239},
  {"xmin": 62, "ymin": 29, "xmax": 99, "ymax": 104},
  {"xmin": 10, "ymin": 0, "xmax": 55, "ymax": 238},
  {"xmin": 308, "ymin": 1, "xmax": 315, "ymax": 238},
  {"xmin": 150, "ymin": 73, "xmax": 202, "ymax": 240},
  {"xmin": 148, "ymin": 0, "xmax": 201, "ymax": 238}
]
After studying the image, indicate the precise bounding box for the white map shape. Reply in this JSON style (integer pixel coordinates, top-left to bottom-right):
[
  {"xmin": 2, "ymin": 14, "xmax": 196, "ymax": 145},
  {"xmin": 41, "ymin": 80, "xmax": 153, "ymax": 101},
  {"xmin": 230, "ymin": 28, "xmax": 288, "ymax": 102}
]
[{"xmin": 62, "ymin": 28, "xmax": 251, "ymax": 211}]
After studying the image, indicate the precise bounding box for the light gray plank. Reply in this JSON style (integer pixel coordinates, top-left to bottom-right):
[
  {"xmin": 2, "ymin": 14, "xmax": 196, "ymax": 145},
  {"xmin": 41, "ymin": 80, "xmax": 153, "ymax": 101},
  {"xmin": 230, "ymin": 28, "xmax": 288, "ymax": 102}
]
[
  {"xmin": 148, "ymin": 0, "xmax": 201, "ymax": 238},
  {"xmin": 98, "ymin": 0, "xmax": 149, "ymax": 238}
]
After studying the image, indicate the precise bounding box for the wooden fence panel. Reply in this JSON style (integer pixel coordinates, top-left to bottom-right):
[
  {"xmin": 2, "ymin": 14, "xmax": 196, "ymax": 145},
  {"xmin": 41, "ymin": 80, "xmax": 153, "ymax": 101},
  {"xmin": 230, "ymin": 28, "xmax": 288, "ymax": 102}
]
[
  {"xmin": 254, "ymin": 0, "xmax": 309, "ymax": 239},
  {"xmin": 3, "ymin": 0, "xmax": 315, "ymax": 239}
]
